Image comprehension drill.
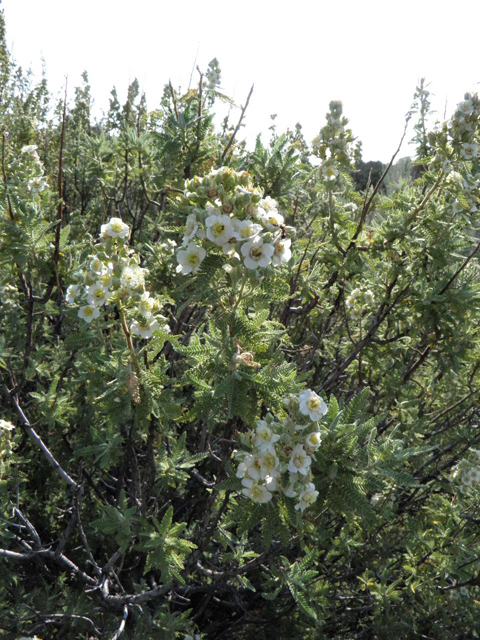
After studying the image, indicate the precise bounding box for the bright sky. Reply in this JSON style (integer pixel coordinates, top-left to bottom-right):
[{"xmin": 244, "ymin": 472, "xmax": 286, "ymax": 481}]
[{"xmin": 3, "ymin": 0, "xmax": 480, "ymax": 162}]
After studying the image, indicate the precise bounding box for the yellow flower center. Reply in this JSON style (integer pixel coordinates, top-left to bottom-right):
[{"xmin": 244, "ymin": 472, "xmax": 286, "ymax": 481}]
[
  {"xmin": 212, "ymin": 222, "xmax": 225, "ymax": 236},
  {"xmin": 293, "ymin": 453, "xmax": 305, "ymax": 468},
  {"xmin": 251, "ymin": 486, "xmax": 263, "ymax": 500},
  {"xmin": 262, "ymin": 453, "xmax": 276, "ymax": 470}
]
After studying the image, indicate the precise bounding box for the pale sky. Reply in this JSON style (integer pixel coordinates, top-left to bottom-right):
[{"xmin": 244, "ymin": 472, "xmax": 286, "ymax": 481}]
[{"xmin": 3, "ymin": 0, "xmax": 480, "ymax": 161}]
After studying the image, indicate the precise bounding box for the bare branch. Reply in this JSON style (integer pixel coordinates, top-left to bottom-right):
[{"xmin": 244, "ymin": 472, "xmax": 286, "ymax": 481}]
[
  {"xmin": 6, "ymin": 388, "xmax": 79, "ymax": 490},
  {"xmin": 110, "ymin": 605, "xmax": 128, "ymax": 640},
  {"xmin": 1, "ymin": 132, "xmax": 14, "ymax": 220},
  {"xmin": 221, "ymin": 84, "xmax": 254, "ymax": 162}
]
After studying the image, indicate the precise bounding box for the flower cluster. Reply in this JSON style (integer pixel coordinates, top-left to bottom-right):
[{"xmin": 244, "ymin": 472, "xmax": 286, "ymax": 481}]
[
  {"xmin": 446, "ymin": 170, "xmax": 480, "ymax": 216},
  {"xmin": 20, "ymin": 145, "xmax": 47, "ymax": 199},
  {"xmin": 66, "ymin": 217, "xmax": 169, "ymax": 339},
  {"xmin": 452, "ymin": 448, "xmax": 480, "ymax": 494},
  {"xmin": 205, "ymin": 58, "xmax": 221, "ymax": 92},
  {"xmin": 0, "ymin": 419, "xmax": 15, "ymax": 459},
  {"xmin": 431, "ymin": 93, "xmax": 480, "ymax": 175},
  {"xmin": 345, "ymin": 285, "xmax": 375, "ymax": 321},
  {"xmin": 176, "ymin": 167, "xmax": 293, "ymax": 275},
  {"xmin": 235, "ymin": 389, "xmax": 327, "ymax": 513},
  {"xmin": 449, "ymin": 94, "xmax": 480, "ymax": 151},
  {"xmin": 312, "ymin": 101, "xmax": 357, "ymax": 186}
]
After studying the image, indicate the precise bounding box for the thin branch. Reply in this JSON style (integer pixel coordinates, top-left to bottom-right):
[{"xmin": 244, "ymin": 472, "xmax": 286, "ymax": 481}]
[
  {"xmin": 76, "ymin": 487, "xmax": 102, "ymax": 577},
  {"xmin": 28, "ymin": 613, "xmax": 101, "ymax": 637},
  {"xmin": 0, "ymin": 546, "xmax": 96, "ymax": 585},
  {"xmin": 110, "ymin": 605, "xmax": 128, "ymax": 640},
  {"xmin": 13, "ymin": 508, "xmax": 41, "ymax": 548},
  {"xmin": 1, "ymin": 132, "xmax": 14, "ymax": 220},
  {"xmin": 221, "ymin": 84, "xmax": 254, "ymax": 162},
  {"xmin": 405, "ymin": 170, "xmax": 444, "ymax": 226},
  {"xmin": 168, "ymin": 80, "xmax": 179, "ymax": 120},
  {"xmin": 347, "ymin": 113, "xmax": 412, "ymax": 250},
  {"xmin": 6, "ymin": 387, "xmax": 79, "ymax": 490},
  {"xmin": 438, "ymin": 236, "xmax": 480, "ymax": 296}
]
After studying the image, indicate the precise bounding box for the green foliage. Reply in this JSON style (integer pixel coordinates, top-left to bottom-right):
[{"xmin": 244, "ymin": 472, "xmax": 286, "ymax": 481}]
[{"xmin": 2, "ymin": 20, "xmax": 480, "ymax": 639}]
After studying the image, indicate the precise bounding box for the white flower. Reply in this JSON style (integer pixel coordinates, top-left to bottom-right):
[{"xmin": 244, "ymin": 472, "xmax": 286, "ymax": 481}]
[
  {"xmin": 264, "ymin": 210, "xmax": 285, "ymax": 231},
  {"xmin": 265, "ymin": 471, "xmax": 281, "ymax": 492},
  {"xmin": 458, "ymin": 99, "xmax": 474, "ymax": 115},
  {"xmin": 0, "ymin": 419, "xmax": 14, "ymax": 431},
  {"xmin": 254, "ymin": 421, "xmax": 281, "ymax": 450},
  {"xmin": 272, "ymin": 238, "xmax": 292, "ymax": 266},
  {"xmin": 236, "ymin": 454, "xmax": 262, "ymax": 484},
  {"xmin": 130, "ymin": 317, "xmax": 160, "ymax": 339},
  {"xmin": 470, "ymin": 468, "xmax": 480, "ymax": 483},
  {"xmin": 259, "ymin": 196, "xmax": 278, "ymax": 213},
  {"xmin": 28, "ymin": 176, "xmax": 46, "ymax": 197},
  {"xmin": 350, "ymin": 307, "xmax": 362, "ymax": 320},
  {"xmin": 298, "ymin": 389, "xmax": 328, "ymax": 422},
  {"xmin": 78, "ymin": 305, "xmax": 101, "ymax": 323},
  {"xmin": 98, "ymin": 270, "xmax": 113, "ymax": 288},
  {"xmin": 442, "ymin": 159, "xmax": 453, "ymax": 173},
  {"xmin": 462, "ymin": 473, "xmax": 472, "ymax": 487},
  {"xmin": 176, "ymin": 242, "xmax": 207, "ymax": 275},
  {"xmin": 86, "ymin": 283, "xmax": 110, "ymax": 306},
  {"xmin": 205, "ymin": 213, "xmax": 235, "ymax": 246},
  {"xmin": 345, "ymin": 295, "xmax": 355, "ymax": 309},
  {"xmin": 258, "ymin": 446, "xmax": 279, "ymax": 478},
  {"xmin": 364, "ymin": 290, "xmax": 374, "ymax": 305},
  {"xmin": 452, "ymin": 200, "xmax": 464, "ymax": 214},
  {"xmin": 89, "ymin": 256, "xmax": 105, "ymax": 274},
  {"xmin": 21, "ymin": 144, "xmax": 38, "ymax": 155},
  {"xmin": 288, "ymin": 444, "xmax": 311, "ymax": 475},
  {"xmin": 461, "ymin": 143, "xmax": 478, "ymax": 159},
  {"xmin": 241, "ymin": 237, "xmax": 274, "ymax": 270},
  {"xmin": 295, "ymin": 483, "xmax": 319, "ymax": 512},
  {"xmin": 121, "ymin": 265, "xmax": 146, "ymax": 291},
  {"xmin": 322, "ymin": 164, "xmax": 338, "ymax": 181},
  {"xmin": 183, "ymin": 213, "xmax": 199, "ymax": 246},
  {"xmin": 351, "ymin": 288, "xmax": 361, "ymax": 299},
  {"xmin": 242, "ymin": 483, "xmax": 273, "ymax": 503},
  {"xmin": 252, "ymin": 206, "xmax": 267, "ymax": 224},
  {"xmin": 138, "ymin": 292, "xmax": 155, "ymax": 319},
  {"xmin": 65, "ymin": 284, "xmax": 80, "ymax": 304},
  {"xmin": 103, "ymin": 217, "xmax": 130, "ymax": 239},
  {"xmin": 305, "ymin": 431, "xmax": 322, "ymax": 451},
  {"xmin": 233, "ymin": 219, "xmax": 262, "ymax": 241}
]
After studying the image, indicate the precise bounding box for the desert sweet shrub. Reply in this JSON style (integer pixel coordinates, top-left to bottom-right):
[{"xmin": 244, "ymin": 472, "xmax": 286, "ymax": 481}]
[{"xmin": 2, "ymin": 10, "xmax": 480, "ymax": 639}]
